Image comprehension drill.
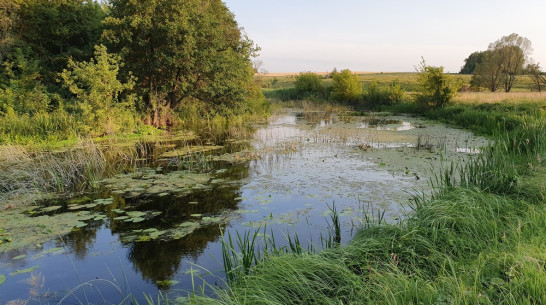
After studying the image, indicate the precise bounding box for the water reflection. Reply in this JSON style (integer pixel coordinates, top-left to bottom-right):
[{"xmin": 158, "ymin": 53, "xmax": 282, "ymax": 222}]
[{"xmin": 127, "ymin": 225, "xmax": 224, "ymax": 287}]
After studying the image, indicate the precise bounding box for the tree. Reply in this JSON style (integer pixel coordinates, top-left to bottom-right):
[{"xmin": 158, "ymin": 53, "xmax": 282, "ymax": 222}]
[
  {"xmin": 0, "ymin": 0, "xmax": 19, "ymax": 61},
  {"xmin": 294, "ymin": 72, "xmax": 324, "ymax": 98},
  {"xmin": 460, "ymin": 51, "xmax": 485, "ymax": 74},
  {"xmin": 470, "ymin": 50, "xmax": 504, "ymax": 92},
  {"xmin": 526, "ymin": 63, "xmax": 546, "ymax": 92},
  {"xmin": 491, "ymin": 34, "xmax": 532, "ymax": 92},
  {"xmin": 102, "ymin": 0, "xmax": 262, "ymax": 128},
  {"xmin": 331, "ymin": 69, "xmax": 362, "ymax": 102},
  {"xmin": 472, "ymin": 33, "xmax": 533, "ymax": 92},
  {"xmin": 60, "ymin": 45, "xmax": 136, "ymax": 135},
  {"xmin": 415, "ymin": 58, "xmax": 462, "ymax": 108},
  {"xmin": 12, "ymin": 0, "xmax": 105, "ymax": 87}
]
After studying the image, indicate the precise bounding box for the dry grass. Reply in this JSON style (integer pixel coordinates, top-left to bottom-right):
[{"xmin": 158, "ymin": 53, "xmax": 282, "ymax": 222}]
[
  {"xmin": 0, "ymin": 139, "xmax": 107, "ymax": 206},
  {"xmin": 454, "ymin": 91, "xmax": 546, "ymax": 104}
]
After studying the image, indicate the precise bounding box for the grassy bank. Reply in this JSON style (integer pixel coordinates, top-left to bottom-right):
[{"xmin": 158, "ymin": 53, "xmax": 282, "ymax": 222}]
[{"xmin": 190, "ymin": 101, "xmax": 545, "ymax": 304}]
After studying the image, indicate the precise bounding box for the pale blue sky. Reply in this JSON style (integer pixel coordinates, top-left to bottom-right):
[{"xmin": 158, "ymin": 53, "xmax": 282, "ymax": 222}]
[{"xmin": 223, "ymin": 0, "xmax": 546, "ymax": 73}]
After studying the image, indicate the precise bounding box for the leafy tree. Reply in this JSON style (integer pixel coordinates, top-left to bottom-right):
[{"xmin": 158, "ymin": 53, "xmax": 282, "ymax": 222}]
[
  {"xmin": 331, "ymin": 69, "xmax": 362, "ymax": 102},
  {"xmin": 472, "ymin": 34, "xmax": 533, "ymax": 92},
  {"xmin": 0, "ymin": 49, "xmax": 50, "ymax": 117},
  {"xmin": 460, "ymin": 51, "xmax": 485, "ymax": 74},
  {"xmin": 103, "ymin": 0, "xmax": 262, "ymax": 128},
  {"xmin": 0, "ymin": 0, "xmax": 19, "ymax": 61},
  {"xmin": 470, "ymin": 50, "xmax": 504, "ymax": 92},
  {"xmin": 294, "ymin": 72, "xmax": 324, "ymax": 98},
  {"xmin": 11, "ymin": 0, "xmax": 105, "ymax": 87},
  {"xmin": 60, "ymin": 45, "xmax": 136, "ymax": 135},
  {"xmin": 526, "ymin": 63, "xmax": 546, "ymax": 92},
  {"xmin": 415, "ymin": 58, "xmax": 462, "ymax": 108}
]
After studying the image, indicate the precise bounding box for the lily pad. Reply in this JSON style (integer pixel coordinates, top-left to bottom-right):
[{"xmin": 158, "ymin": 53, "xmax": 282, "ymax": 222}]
[
  {"xmin": 68, "ymin": 205, "xmax": 87, "ymax": 211},
  {"xmin": 74, "ymin": 222, "xmax": 88, "ymax": 228},
  {"xmin": 202, "ymin": 217, "xmax": 221, "ymax": 223},
  {"xmin": 13, "ymin": 254, "xmax": 26, "ymax": 260},
  {"xmin": 9, "ymin": 266, "xmax": 38, "ymax": 276},
  {"xmin": 41, "ymin": 206, "xmax": 62, "ymax": 213},
  {"xmin": 94, "ymin": 198, "xmax": 114, "ymax": 206},
  {"xmin": 0, "ymin": 274, "xmax": 5, "ymax": 285},
  {"xmin": 126, "ymin": 211, "xmax": 147, "ymax": 218},
  {"xmin": 114, "ymin": 216, "xmax": 130, "ymax": 221},
  {"xmin": 190, "ymin": 214, "xmax": 202, "ymax": 218}
]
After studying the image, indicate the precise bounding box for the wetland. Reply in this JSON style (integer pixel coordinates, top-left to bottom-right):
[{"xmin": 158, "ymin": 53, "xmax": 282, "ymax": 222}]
[{"xmin": 0, "ymin": 109, "xmax": 489, "ymax": 304}]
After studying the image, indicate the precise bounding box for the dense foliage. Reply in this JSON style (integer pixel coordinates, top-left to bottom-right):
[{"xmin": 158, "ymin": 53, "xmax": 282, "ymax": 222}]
[
  {"xmin": 470, "ymin": 33, "xmax": 534, "ymax": 92},
  {"xmin": 0, "ymin": 0, "xmax": 264, "ymax": 144},
  {"xmin": 294, "ymin": 72, "xmax": 325, "ymax": 99},
  {"xmin": 459, "ymin": 51, "xmax": 484, "ymax": 74},
  {"xmin": 331, "ymin": 69, "xmax": 362, "ymax": 102},
  {"xmin": 415, "ymin": 58, "xmax": 462, "ymax": 108}
]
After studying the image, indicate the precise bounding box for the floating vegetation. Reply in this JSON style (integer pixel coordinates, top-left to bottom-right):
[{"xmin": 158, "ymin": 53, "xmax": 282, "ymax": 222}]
[
  {"xmin": 9, "ymin": 266, "xmax": 38, "ymax": 276},
  {"xmin": 236, "ymin": 209, "xmax": 259, "ymax": 214},
  {"xmin": 0, "ymin": 274, "xmax": 5, "ymax": 285},
  {"xmin": 156, "ymin": 279, "xmax": 180, "ymax": 289},
  {"xmin": 13, "ymin": 254, "xmax": 26, "ymax": 260},
  {"xmin": 41, "ymin": 206, "xmax": 62, "ymax": 213},
  {"xmin": 159, "ymin": 145, "xmax": 223, "ymax": 158},
  {"xmin": 119, "ymin": 213, "xmax": 232, "ymax": 243},
  {"xmin": 100, "ymin": 168, "xmax": 212, "ymax": 198},
  {"xmin": 0, "ymin": 206, "xmax": 108, "ymax": 252},
  {"xmin": 213, "ymin": 150, "xmax": 260, "ymax": 164},
  {"xmin": 94, "ymin": 198, "xmax": 114, "ymax": 205}
]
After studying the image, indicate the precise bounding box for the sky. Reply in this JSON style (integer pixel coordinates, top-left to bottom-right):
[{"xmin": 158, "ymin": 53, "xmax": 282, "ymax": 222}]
[{"xmin": 222, "ymin": 0, "xmax": 546, "ymax": 73}]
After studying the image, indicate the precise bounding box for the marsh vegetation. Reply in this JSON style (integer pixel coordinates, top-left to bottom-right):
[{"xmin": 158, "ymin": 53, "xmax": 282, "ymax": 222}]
[{"xmin": 1, "ymin": 1, "xmax": 545, "ymax": 303}]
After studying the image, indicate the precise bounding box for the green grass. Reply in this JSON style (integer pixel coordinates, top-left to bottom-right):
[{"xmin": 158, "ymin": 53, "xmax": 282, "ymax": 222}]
[{"xmin": 189, "ymin": 100, "xmax": 546, "ymax": 304}]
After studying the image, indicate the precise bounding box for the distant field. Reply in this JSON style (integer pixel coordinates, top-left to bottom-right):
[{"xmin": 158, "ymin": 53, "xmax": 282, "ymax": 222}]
[
  {"xmin": 258, "ymin": 72, "xmax": 539, "ymax": 93},
  {"xmin": 454, "ymin": 91, "xmax": 546, "ymax": 104}
]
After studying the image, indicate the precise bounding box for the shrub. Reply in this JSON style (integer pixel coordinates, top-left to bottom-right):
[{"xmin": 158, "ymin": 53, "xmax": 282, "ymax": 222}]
[
  {"xmin": 295, "ymin": 72, "xmax": 325, "ymax": 99},
  {"xmin": 415, "ymin": 58, "xmax": 462, "ymax": 108},
  {"xmin": 331, "ymin": 69, "xmax": 362, "ymax": 102},
  {"xmin": 364, "ymin": 80, "xmax": 405, "ymax": 107}
]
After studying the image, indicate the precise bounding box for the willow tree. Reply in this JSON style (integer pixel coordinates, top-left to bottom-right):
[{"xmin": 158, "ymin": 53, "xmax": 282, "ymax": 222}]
[{"xmin": 102, "ymin": 0, "xmax": 261, "ymax": 128}]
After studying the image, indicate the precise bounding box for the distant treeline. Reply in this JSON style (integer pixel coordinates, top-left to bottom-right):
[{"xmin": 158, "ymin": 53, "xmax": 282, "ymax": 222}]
[{"xmin": 0, "ymin": 0, "xmax": 266, "ymax": 144}]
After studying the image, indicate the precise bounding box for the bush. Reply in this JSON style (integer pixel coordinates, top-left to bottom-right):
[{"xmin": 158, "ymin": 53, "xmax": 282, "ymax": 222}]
[
  {"xmin": 331, "ymin": 69, "xmax": 362, "ymax": 102},
  {"xmin": 414, "ymin": 58, "xmax": 462, "ymax": 108},
  {"xmin": 364, "ymin": 80, "xmax": 405, "ymax": 107},
  {"xmin": 294, "ymin": 72, "xmax": 325, "ymax": 99}
]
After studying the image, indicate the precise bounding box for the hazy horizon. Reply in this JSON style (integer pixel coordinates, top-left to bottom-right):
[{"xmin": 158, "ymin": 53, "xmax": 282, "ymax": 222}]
[{"xmin": 223, "ymin": 0, "xmax": 546, "ymax": 73}]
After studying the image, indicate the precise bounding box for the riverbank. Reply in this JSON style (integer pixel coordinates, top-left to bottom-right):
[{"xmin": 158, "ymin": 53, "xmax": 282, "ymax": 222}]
[{"xmin": 191, "ymin": 101, "xmax": 545, "ymax": 304}]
